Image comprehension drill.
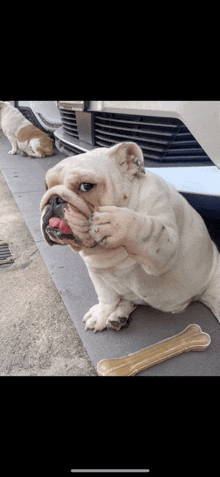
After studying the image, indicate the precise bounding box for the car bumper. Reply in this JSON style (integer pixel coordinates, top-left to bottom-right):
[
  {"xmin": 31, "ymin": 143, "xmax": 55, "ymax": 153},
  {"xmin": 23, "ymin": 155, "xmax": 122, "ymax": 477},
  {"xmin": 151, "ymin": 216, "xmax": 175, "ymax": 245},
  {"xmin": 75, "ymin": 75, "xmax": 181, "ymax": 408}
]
[
  {"xmin": 89, "ymin": 101, "xmax": 220, "ymax": 169},
  {"xmin": 55, "ymin": 126, "xmax": 94, "ymax": 155},
  {"xmin": 54, "ymin": 101, "xmax": 220, "ymax": 217},
  {"xmin": 17, "ymin": 101, "xmax": 61, "ymax": 133},
  {"xmin": 54, "ymin": 125, "xmax": 220, "ymax": 218},
  {"xmin": 146, "ymin": 165, "xmax": 220, "ymax": 219}
]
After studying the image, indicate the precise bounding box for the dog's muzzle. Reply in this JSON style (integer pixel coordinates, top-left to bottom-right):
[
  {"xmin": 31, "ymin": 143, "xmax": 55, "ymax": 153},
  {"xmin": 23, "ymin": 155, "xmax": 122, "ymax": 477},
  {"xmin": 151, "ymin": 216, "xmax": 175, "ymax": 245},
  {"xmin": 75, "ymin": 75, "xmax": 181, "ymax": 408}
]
[{"xmin": 41, "ymin": 195, "xmax": 75, "ymax": 246}]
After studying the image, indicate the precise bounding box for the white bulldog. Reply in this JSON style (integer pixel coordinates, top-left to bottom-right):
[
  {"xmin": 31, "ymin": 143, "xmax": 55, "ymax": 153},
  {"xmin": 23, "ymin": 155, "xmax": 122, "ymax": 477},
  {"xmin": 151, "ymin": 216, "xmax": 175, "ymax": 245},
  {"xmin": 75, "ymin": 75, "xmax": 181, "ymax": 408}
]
[
  {"xmin": 40, "ymin": 142, "xmax": 220, "ymax": 332},
  {"xmin": 0, "ymin": 101, "xmax": 54, "ymax": 157}
]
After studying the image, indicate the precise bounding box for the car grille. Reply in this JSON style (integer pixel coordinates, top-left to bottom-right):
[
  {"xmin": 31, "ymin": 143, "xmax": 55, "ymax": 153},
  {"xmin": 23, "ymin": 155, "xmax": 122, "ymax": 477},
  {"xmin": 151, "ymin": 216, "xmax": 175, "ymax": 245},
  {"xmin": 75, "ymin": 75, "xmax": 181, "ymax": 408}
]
[
  {"xmin": 18, "ymin": 106, "xmax": 45, "ymax": 131},
  {"xmin": 59, "ymin": 109, "xmax": 79, "ymax": 139},
  {"xmin": 94, "ymin": 112, "xmax": 211, "ymax": 165}
]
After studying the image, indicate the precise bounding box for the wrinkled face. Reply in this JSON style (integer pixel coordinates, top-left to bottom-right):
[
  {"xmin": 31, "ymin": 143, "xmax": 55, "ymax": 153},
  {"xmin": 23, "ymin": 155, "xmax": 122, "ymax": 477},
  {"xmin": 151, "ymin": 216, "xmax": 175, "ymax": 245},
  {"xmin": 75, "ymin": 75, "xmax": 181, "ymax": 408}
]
[
  {"xmin": 40, "ymin": 148, "xmax": 118, "ymax": 250},
  {"xmin": 40, "ymin": 142, "xmax": 145, "ymax": 250}
]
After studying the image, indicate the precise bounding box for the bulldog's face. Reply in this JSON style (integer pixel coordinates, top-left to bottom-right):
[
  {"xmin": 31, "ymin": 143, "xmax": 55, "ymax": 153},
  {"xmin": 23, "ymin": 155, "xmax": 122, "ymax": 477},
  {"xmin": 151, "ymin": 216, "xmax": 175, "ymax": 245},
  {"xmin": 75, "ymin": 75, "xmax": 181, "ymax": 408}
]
[{"xmin": 40, "ymin": 142, "xmax": 145, "ymax": 250}]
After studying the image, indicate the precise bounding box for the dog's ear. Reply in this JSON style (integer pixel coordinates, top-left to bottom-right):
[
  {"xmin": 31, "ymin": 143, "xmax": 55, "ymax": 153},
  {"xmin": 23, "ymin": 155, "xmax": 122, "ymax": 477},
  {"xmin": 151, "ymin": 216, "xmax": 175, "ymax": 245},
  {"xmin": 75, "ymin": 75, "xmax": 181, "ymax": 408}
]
[{"xmin": 109, "ymin": 142, "xmax": 145, "ymax": 178}]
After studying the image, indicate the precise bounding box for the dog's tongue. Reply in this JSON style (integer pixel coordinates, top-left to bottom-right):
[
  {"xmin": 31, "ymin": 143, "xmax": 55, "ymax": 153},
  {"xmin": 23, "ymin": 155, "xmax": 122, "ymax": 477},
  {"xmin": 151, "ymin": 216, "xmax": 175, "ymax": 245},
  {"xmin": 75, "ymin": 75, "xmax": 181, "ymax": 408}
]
[{"xmin": 49, "ymin": 217, "xmax": 72, "ymax": 235}]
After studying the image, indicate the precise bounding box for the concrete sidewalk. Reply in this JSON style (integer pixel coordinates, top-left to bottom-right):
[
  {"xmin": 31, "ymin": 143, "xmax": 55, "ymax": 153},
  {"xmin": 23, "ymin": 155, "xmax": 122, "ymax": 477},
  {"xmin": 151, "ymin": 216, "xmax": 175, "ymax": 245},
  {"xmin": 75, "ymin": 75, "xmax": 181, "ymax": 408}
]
[
  {"xmin": 0, "ymin": 167, "xmax": 96, "ymax": 375},
  {"xmin": 1, "ymin": 130, "xmax": 220, "ymax": 376}
]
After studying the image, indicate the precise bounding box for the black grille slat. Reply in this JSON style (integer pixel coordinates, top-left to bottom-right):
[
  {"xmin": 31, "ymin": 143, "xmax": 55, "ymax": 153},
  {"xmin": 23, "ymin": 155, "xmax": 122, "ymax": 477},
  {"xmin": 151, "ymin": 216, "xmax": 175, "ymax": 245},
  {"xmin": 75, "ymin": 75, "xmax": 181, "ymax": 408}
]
[
  {"xmin": 94, "ymin": 112, "xmax": 211, "ymax": 164},
  {"xmin": 168, "ymin": 147, "xmax": 205, "ymax": 154},
  {"xmin": 173, "ymin": 139, "xmax": 198, "ymax": 146},
  {"xmin": 95, "ymin": 126, "xmax": 172, "ymax": 143},
  {"xmin": 63, "ymin": 125, "xmax": 78, "ymax": 136},
  {"xmin": 95, "ymin": 130, "xmax": 169, "ymax": 149},
  {"xmin": 95, "ymin": 114, "xmax": 180, "ymax": 129},
  {"xmin": 60, "ymin": 109, "xmax": 79, "ymax": 139},
  {"xmin": 61, "ymin": 118, "xmax": 77, "ymax": 126},
  {"xmin": 57, "ymin": 107, "xmax": 212, "ymax": 166},
  {"xmin": 95, "ymin": 120, "xmax": 175, "ymax": 138}
]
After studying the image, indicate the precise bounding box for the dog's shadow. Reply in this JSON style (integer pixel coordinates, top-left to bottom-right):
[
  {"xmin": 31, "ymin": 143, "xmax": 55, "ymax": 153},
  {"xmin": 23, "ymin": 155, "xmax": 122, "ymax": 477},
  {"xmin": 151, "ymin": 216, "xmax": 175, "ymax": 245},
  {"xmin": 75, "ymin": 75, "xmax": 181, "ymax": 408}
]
[{"xmin": 125, "ymin": 301, "xmax": 218, "ymax": 346}]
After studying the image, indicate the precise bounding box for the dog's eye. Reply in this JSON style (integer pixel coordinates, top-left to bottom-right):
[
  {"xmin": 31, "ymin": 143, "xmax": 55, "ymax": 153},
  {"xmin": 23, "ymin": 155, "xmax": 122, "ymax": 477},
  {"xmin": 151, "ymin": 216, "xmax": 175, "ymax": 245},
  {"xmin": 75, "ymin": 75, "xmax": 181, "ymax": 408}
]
[{"xmin": 79, "ymin": 183, "xmax": 94, "ymax": 192}]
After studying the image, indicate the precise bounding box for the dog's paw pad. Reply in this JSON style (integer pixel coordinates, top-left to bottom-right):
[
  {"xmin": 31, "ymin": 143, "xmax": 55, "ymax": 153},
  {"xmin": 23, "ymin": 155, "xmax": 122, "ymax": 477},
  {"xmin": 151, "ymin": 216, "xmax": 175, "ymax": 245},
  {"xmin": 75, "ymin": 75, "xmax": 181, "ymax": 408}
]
[
  {"xmin": 109, "ymin": 320, "xmax": 121, "ymax": 330},
  {"xmin": 107, "ymin": 315, "xmax": 129, "ymax": 330},
  {"xmin": 119, "ymin": 317, "xmax": 127, "ymax": 324}
]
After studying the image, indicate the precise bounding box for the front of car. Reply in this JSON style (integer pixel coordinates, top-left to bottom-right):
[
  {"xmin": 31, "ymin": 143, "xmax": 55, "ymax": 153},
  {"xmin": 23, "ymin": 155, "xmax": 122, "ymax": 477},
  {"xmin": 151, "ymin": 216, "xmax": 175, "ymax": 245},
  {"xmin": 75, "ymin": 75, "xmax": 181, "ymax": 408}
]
[{"xmin": 54, "ymin": 101, "xmax": 220, "ymax": 218}]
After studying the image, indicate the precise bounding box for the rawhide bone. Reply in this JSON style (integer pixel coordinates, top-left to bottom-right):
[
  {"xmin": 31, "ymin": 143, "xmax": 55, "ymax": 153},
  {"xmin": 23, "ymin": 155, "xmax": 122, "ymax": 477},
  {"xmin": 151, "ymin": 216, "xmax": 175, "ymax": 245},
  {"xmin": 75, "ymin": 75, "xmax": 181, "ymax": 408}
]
[{"xmin": 97, "ymin": 324, "xmax": 211, "ymax": 376}]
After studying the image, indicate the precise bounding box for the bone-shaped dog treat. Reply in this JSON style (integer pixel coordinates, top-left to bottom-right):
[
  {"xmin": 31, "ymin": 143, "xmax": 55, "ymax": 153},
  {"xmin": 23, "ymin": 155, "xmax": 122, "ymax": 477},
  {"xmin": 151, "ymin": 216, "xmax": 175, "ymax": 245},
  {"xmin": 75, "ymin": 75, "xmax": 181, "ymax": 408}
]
[{"xmin": 97, "ymin": 324, "xmax": 211, "ymax": 376}]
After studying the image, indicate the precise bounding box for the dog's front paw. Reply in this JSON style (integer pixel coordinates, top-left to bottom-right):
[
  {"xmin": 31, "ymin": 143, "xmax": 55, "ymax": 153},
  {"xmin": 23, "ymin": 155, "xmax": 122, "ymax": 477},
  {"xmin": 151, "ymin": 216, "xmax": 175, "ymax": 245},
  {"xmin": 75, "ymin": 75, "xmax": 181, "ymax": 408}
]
[
  {"xmin": 89, "ymin": 206, "xmax": 133, "ymax": 248},
  {"xmin": 82, "ymin": 300, "xmax": 135, "ymax": 333},
  {"xmin": 64, "ymin": 203, "xmax": 97, "ymax": 248},
  {"xmin": 82, "ymin": 302, "xmax": 119, "ymax": 332},
  {"xmin": 107, "ymin": 299, "xmax": 136, "ymax": 330},
  {"xmin": 8, "ymin": 149, "xmax": 17, "ymax": 155}
]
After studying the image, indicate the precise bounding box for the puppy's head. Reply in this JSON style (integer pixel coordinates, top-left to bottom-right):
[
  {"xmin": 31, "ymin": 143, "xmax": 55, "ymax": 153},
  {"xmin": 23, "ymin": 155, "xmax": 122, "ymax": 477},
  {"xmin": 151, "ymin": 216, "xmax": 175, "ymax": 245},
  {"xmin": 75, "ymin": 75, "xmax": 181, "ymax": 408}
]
[{"xmin": 40, "ymin": 142, "xmax": 145, "ymax": 249}]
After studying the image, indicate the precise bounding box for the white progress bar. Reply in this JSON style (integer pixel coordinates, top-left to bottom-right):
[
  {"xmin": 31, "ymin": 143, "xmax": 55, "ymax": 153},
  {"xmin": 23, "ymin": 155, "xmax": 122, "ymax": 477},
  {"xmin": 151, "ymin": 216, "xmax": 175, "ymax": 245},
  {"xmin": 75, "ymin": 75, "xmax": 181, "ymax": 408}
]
[{"xmin": 71, "ymin": 471, "xmax": 150, "ymax": 473}]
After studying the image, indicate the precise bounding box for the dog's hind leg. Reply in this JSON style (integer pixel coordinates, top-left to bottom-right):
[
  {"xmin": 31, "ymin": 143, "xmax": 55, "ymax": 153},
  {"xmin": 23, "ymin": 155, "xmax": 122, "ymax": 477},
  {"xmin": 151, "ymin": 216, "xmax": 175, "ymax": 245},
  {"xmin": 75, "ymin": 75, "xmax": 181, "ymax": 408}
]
[
  {"xmin": 8, "ymin": 135, "xmax": 18, "ymax": 154},
  {"xmin": 29, "ymin": 139, "xmax": 45, "ymax": 157},
  {"xmin": 30, "ymin": 149, "xmax": 46, "ymax": 158}
]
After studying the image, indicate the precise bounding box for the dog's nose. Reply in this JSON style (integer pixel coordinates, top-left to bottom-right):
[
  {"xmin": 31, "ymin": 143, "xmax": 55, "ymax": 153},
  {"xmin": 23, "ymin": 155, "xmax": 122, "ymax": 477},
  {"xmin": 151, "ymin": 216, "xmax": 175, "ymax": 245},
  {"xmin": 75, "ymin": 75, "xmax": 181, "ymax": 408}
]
[{"xmin": 48, "ymin": 195, "xmax": 66, "ymax": 206}]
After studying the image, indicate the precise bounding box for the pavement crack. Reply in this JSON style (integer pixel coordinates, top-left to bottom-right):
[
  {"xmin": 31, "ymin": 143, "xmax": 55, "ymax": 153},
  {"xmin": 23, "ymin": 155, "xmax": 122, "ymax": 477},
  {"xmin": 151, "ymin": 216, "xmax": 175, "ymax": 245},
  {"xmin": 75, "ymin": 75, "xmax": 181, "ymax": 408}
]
[{"xmin": 30, "ymin": 250, "xmax": 38, "ymax": 258}]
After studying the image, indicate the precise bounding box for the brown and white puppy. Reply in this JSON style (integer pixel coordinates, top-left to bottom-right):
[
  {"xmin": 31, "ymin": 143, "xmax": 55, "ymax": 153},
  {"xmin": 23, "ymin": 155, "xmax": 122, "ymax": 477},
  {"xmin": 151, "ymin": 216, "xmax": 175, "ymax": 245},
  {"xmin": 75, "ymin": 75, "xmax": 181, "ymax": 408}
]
[
  {"xmin": 40, "ymin": 142, "xmax": 220, "ymax": 332},
  {"xmin": 0, "ymin": 101, "xmax": 54, "ymax": 157}
]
